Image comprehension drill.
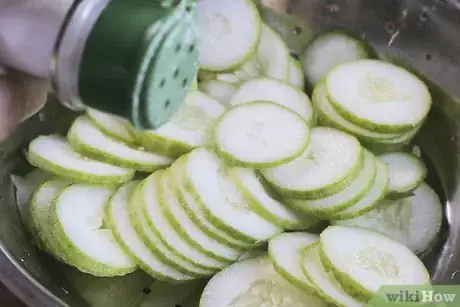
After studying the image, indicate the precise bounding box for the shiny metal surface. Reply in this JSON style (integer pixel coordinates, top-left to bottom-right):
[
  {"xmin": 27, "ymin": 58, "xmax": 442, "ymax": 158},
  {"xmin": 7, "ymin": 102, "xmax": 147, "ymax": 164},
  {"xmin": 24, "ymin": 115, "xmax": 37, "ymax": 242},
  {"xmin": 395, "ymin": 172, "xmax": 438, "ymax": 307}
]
[{"xmin": 1, "ymin": 0, "xmax": 460, "ymax": 306}]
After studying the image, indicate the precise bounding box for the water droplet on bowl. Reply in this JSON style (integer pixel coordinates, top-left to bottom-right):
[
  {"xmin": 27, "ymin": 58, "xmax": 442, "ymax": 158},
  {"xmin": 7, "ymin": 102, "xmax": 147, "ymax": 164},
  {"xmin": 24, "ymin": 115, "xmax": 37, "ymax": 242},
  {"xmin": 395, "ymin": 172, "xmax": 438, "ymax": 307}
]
[{"xmin": 38, "ymin": 111, "xmax": 46, "ymax": 122}]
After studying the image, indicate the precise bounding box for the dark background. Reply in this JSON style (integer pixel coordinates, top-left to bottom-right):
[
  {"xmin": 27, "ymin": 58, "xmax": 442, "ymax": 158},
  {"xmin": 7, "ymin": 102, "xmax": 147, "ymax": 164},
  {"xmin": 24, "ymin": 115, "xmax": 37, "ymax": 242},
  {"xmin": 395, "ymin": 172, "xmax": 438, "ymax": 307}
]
[{"xmin": 0, "ymin": 282, "xmax": 25, "ymax": 307}]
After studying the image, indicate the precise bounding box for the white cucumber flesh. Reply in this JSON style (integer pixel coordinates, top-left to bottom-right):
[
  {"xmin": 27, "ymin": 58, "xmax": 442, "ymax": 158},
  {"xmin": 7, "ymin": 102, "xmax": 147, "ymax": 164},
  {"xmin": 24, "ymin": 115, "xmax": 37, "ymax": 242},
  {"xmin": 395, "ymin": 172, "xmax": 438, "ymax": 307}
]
[
  {"xmin": 257, "ymin": 24, "xmax": 290, "ymax": 80},
  {"xmin": 198, "ymin": 80, "xmax": 238, "ymax": 106},
  {"xmin": 333, "ymin": 182, "xmax": 443, "ymax": 255},
  {"xmin": 230, "ymin": 167, "xmax": 320, "ymax": 230},
  {"xmin": 129, "ymin": 181, "xmax": 214, "ymax": 277},
  {"xmin": 159, "ymin": 171, "xmax": 243, "ymax": 263},
  {"xmin": 380, "ymin": 152, "xmax": 427, "ymax": 197},
  {"xmin": 200, "ymin": 257, "xmax": 328, "ymax": 307},
  {"xmin": 329, "ymin": 158, "xmax": 389, "ymax": 220},
  {"xmin": 230, "ymin": 78, "xmax": 314, "ymax": 124},
  {"xmin": 325, "ymin": 59, "xmax": 432, "ymax": 133},
  {"xmin": 169, "ymin": 158, "xmax": 255, "ymax": 249},
  {"xmin": 68, "ymin": 116, "xmax": 172, "ymax": 172},
  {"xmin": 262, "ymin": 127, "xmax": 363, "ymax": 199},
  {"xmin": 213, "ymin": 101, "xmax": 310, "ymax": 168},
  {"xmin": 51, "ymin": 184, "xmax": 135, "ymax": 277},
  {"xmin": 320, "ymin": 226, "xmax": 431, "ymax": 301},
  {"xmin": 183, "ymin": 148, "xmax": 282, "ymax": 243},
  {"xmin": 301, "ymin": 30, "xmax": 374, "ymax": 86},
  {"xmin": 268, "ymin": 232, "xmax": 319, "ymax": 294},
  {"xmin": 288, "ymin": 57, "xmax": 305, "ymax": 89},
  {"xmin": 140, "ymin": 171, "xmax": 227, "ymax": 271},
  {"xmin": 312, "ymin": 81, "xmax": 403, "ymax": 141},
  {"xmin": 217, "ymin": 24, "xmax": 291, "ymax": 82},
  {"xmin": 135, "ymin": 91, "xmax": 226, "ymax": 158},
  {"xmin": 106, "ymin": 181, "xmax": 195, "ymax": 281},
  {"xmin": 288, "ymin": 150, "xmax": 377, "ymax": 218},
  {"xmin": 27, "ymin": 135, "xmax": 135, "ymax": 185},
  {"xmin": 86, "ymin": 108, "xmax": 137, "ymax": 145},
  {"xmin": 215, "ymin": 73, "xmax": 242, "ymax": 84},
  {"xmin": 30, "ymin": 179, "xmax": 72, "ymax": 258},
  {"xmin": 197, "ymin": 0, "xmax": 261, "ymax": 71},
  {"xmin": 302, "ymin": 243, "xmax": 366, "ymax": 307}
]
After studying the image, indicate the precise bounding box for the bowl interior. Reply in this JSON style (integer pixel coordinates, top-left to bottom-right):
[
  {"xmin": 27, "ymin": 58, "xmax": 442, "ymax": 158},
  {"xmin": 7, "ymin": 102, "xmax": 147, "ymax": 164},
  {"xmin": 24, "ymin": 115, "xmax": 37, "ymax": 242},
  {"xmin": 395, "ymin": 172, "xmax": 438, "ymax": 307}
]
[{"xmin": 1, "ymin": 1, "xmax": 460, "ymax": 306}]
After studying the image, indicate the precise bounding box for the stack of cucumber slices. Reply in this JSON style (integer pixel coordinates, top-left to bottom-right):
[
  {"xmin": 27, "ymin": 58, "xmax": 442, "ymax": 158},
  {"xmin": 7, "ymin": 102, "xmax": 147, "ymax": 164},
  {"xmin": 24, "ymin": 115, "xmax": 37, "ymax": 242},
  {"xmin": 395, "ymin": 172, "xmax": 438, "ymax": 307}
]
[
  {"xmin": 12, "ymin": 0, "xmax": 445, "ymax": 305},
  {"xmin": 201, "ymin": 229, "xmax": 430, "ymax": 307}
]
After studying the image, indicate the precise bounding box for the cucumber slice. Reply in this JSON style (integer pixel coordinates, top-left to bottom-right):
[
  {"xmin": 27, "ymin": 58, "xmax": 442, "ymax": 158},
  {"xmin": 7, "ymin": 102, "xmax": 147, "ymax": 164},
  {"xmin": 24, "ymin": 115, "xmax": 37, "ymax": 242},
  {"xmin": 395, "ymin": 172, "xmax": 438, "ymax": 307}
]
[
  {"xmin": 86, "ymin": 108, "xmax": 137, "ymax": 146},
  {"xmin": 230, "ymin": 167, "xmax": 320, "ymax": 229},
  {"xmin": 27, "ymin": 135, "xmax": 135, "ymax": 185},
  {"xmin": 230, "ymin": 78, "xmax": 314, "ymax": 123},
  {"xmin": 197, "ymin": 0, "xmax": 261, "ymax": 71},
  {"xmin": 200, "ymin": 257, "xmax": 327, "ymax": 307},
  {"xmin": 360, "ymin": 125, "xmax": 421, "ymax": 154},
  {"xmin": 213, "ymin": 101, "xmax": 310, "ymax": 168},
  {"xmin": 198, "ymin": 80, "xmax": 238, "ymax": 106},
  {"xmin": 215, "ymin": 73, "xmax": 242, "ymax": 84},
  {"xmin": 302, "ymin": 243, "xmax": 365, "ymax": 307},
  {"xmin": 134, "ymin": 91, "xmax": 226, "ymax": 158},
  {"xmin": 257, "ymin": 24, "xmax": 290, "ymax": 80},
  {"xmin": 129, "ymin": 180, "xmax": 214, "ymax": 277},
  {"xmin": 11, "ymin": 169, "xmax": 53, "ymax": 237},
  {"xmin": 412, "ymin": 144, "xmax": 422, "ymax": 158},
  {"xmin": 51, "ymin": 184, "xmax": 135, "ymax": 277},
  {"xmin": 183, "ymin": 148, "xmax": 282, "ymax": 243},
  {"xmin": 30, "ymin": 179, "xmax": 72, "ymax": 258},
  {"xmin": 238, "ymin": 246, "xmax": 267, "ymax": 261},
  {"xmin": 320, "ymin": 226, "xmax": 431, "ymax": 301},
  {"xmin": 312, "ymin": 82, "xmax": 403, "ymax": 141},
  {"xmin": 159, "ymin": 171, "xmax": 243, "ymax": 263},
  {"xmin": 233, "ymin": 57, "xmax": 261, "ymax": 82},
  {"xmin": 262, "ymin": 127, "xmax": 363, "ymax": 199},
  {"xmin": 62, "ymin": 268, "xmax": 153, "ymax": 307},
  {"xmin": 287, "ymin": 150, "xmax": 377, "ymax": 218},
  {"xmin": 140, "ymin": 171, "xmax": 227, "ymax": 271},
  {"xmin": 169, "ymin": 158, "xmax": 255, "ymax": 249},
  {"xmin": 68, "ymin": 116, "xmax": 172, "ymax": 172},
  {"xmin": 380, "ymin": 152, "xmax": 427, "ymax": 198},
  {"xmin": 333, "ymin": 182, "xmax": 443, "ymax": 255},
  {"xmin": 105, "ymin": 181, "xmax": 195, "ymax": 282},
  {"xmin": 288, "ymin": 57, "xmax": 305, "ymax": 89},
  {"xmin": 268, "ymin": 232, "xmax": 319, "ymax": 294},
  {"xmin": 11, "ymin": 169, "xmax": 54, "ymax": 211},
  {"xmin": 197, "ymin": 22, "xmax": 291, "ymax": 87},
  {"xmin": 301, "ymin": 30, "xmax": 375, "ymax": 87},
  {"xmin": 325, "ymin": 60, "xmax": 432, "ymax": 133},
  {"xmin": 329, "ymin": 158, "xmax": 389, "ymax": 220}
]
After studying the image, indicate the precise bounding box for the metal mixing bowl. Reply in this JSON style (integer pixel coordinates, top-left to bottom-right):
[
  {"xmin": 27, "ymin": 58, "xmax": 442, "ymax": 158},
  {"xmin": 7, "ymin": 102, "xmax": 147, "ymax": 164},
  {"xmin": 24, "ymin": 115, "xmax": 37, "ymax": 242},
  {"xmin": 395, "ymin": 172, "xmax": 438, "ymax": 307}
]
[{"xmin": 1, "ymin": 0, "xmax": 460, "ymax": 306}]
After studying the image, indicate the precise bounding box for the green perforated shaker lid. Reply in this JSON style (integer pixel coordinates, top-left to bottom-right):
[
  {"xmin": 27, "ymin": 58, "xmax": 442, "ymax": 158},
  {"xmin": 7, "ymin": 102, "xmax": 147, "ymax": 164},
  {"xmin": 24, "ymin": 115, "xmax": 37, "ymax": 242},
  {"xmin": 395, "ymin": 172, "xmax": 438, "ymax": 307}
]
[{"xmin": 78, "ymin": 0, "xmax": 199, "ymax": 130}]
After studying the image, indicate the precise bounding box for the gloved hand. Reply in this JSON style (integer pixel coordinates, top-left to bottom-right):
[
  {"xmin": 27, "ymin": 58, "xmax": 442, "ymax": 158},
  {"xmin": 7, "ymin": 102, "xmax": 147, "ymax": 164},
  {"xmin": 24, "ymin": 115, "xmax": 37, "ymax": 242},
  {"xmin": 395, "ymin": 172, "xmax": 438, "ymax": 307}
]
[
  {"xmin": 0, "ymin": 0, "xmax": 72, "ymax": 142},
  {"xmin": 0, "ymin": 68, "xmax": 48, "ymax": 142}
]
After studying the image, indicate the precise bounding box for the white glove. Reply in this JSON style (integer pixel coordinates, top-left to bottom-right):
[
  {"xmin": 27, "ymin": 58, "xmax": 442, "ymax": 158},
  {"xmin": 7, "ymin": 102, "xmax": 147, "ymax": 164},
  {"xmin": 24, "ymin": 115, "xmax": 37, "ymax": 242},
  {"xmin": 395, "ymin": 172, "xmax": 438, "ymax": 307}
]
[{"xmin": 0, "ymin": 0, "xmax": 72, "ymax": 141}]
